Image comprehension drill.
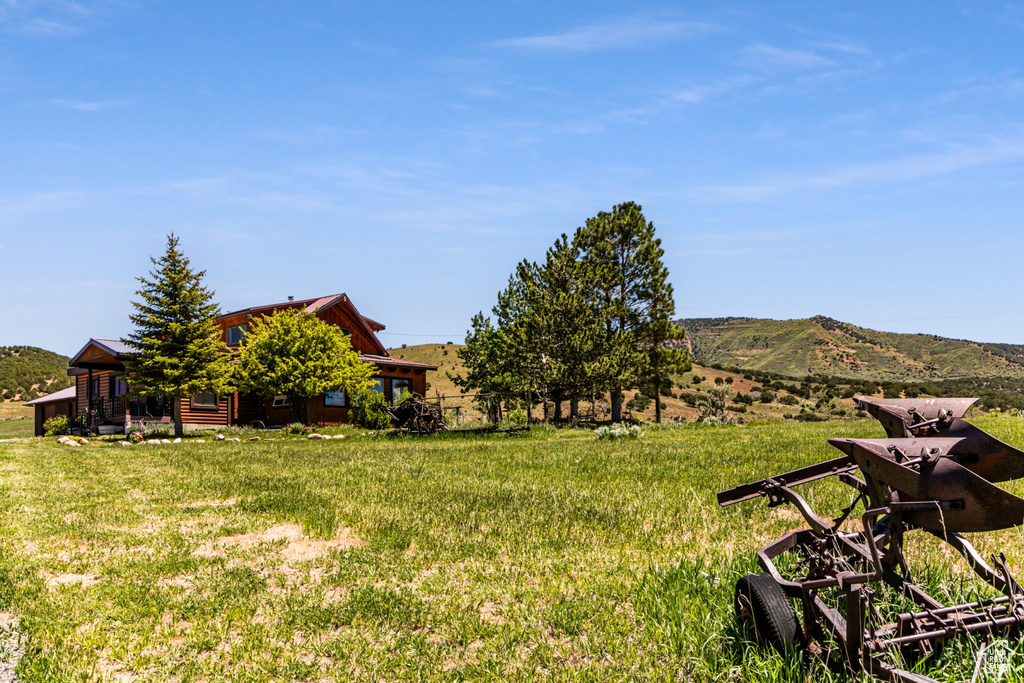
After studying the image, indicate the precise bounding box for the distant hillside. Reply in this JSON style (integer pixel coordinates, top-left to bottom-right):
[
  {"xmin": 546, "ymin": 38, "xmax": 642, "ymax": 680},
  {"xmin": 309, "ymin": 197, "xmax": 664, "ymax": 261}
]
[
  {"xmin": 385, "ymin": 343, "xmax": 467, "ymax": 399},
  {"xmin": 675, "ymin": 316, "xmax": 1024, "ymax": 381},
  {"xmin": 0, "ymin": 346, "xmax": 73, "ymax": 402}
]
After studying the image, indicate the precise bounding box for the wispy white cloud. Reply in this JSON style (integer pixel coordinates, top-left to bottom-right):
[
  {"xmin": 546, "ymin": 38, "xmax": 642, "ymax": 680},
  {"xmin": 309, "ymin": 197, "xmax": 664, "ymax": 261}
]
[
  {"xmin": 695, "ymin": 137, "xmax": 1024, "ymax": 202},
  {"xmin": 490, "ymin": 17, "xmax": 711, "ymax": 52},
  {"xmin": 50, "ymin": 97, "xmax": 132, "ymax": 111},
  {"xmin": 741, "ymin": 44, "xmax": 835, "ymax": 72},
  {"xmin": 0, "ymin": 0, "xmax": 93, "ymax": 34},
  {"xmin": 812, "ymin": 40, "xmax": 871, "ymax": 56}
]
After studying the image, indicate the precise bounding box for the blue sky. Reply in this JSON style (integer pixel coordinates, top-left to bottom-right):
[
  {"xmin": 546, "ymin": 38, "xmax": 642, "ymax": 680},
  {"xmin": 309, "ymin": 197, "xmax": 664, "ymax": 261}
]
[{"xmin": 2, "ymin": 1, "xmax": 1024, "ymax": 355}]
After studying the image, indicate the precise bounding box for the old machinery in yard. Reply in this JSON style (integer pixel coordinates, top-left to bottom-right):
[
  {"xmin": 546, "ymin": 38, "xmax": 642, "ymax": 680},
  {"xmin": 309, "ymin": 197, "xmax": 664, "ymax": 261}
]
[{"xmin": 718, "ymin": 397, "xmax": 1024, "ymax": 682}]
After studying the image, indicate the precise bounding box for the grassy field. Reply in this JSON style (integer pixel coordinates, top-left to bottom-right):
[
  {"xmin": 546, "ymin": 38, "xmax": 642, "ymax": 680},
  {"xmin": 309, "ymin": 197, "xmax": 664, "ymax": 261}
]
[
  {"xmin": 2, "ymin": 417, "xmax": 1024, "ymax": 681},
  {"xmin": 0, "ymin": 417, "xmax": 33, "ymax": 439}
]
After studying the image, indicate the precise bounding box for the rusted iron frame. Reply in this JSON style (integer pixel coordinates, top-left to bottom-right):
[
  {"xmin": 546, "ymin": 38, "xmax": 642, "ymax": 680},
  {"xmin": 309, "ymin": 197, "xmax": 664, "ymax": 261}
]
[{"xmin": 750, "ymin": 486, "xmax": 1023, "ymax": 681}]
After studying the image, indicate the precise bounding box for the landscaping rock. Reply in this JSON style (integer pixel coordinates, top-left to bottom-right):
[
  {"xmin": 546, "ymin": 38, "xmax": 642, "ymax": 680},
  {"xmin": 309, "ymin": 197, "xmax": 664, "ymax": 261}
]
[
  {"xmin": 247, "ymin": 436, "xmax": 261, "ymax": 442},
  {"xmin": 56, "ymin": 436, "xmax": 72, "ymax": 444},
  {"xmin": 65, "ymin": 440, "xmax": 80, "ymax": 447},
  {"xmin": 160, "ymin": 439, "xmax": 171, "ymax": 444},
  {"xmin": 147, "ymin": 439, "xmax": 161, "ymax": 445},
  {"xmin": 214, "ymin": 434, "xmax": 225, "ymax": 441},
  {"xmin": 195, "ymin": 439, "xmax": 205, "ymax": 443},
  {"xmin": 119, "ymin": 441, "xmax": 132, "ymax": 447},
  {"xmin": 307, "ymin": 433, "xmax": 326, "ymax": 440},
  {"xmin": 172, "ymin": 438, "xmax": 182, "ymax": 444},
  {"xmin": 226, "ymin": 438, "xmax": 240, "ymax": 443}
]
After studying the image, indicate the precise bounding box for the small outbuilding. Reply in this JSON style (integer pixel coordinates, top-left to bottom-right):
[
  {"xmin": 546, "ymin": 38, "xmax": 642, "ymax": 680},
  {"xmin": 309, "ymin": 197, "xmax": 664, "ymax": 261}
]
[{"xmin": 23, "ymin": 385, "xmax": 77, "ymax": 437}]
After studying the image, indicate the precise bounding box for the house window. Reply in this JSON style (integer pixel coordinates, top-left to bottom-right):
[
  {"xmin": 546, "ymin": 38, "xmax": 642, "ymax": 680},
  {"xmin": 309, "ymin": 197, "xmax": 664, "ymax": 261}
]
[
  {"xmin": 391, "ymin": 378, "xmax": 413, "ymax": 404},
  {"xmin": 324, "ymin": 390, "xmax": 346, "ymax": 407},
  {"xmin": 352, "ymin": 380, "xmax": 383, "ymax": 407},
  {"xmin": 272, "ymin": 395, "xmax": 289, "ymax": 409},
  {"xmin": 91, "ymin": 378, "xmax": 100, "ymax": 397},
  {"xmin": 226, "ymin": 324, "xmax": 248, "ymax": 345},
  {"xmin": 109, "ymin": 376, "xmax": 128, "ymax": 398},
  {"xmin": 192, "ymin": 393, "xmax": 218, "ymax": 409}
]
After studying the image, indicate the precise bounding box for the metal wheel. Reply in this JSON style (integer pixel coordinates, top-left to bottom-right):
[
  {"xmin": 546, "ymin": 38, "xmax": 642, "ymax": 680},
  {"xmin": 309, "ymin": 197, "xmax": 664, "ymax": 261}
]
[{"xmin": 735, "ymin": 573, "xmax": 802, "ymax": 651}]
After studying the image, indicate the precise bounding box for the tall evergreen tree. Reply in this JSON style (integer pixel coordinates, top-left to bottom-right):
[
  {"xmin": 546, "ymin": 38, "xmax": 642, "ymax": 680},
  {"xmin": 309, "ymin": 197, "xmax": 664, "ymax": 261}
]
[
  {"xmin": 522, "ymin": 235, "xmax": 606, "ymax": 420},
  {"xmin": 123, "ymin": 234, "xmax": 234, "ymax": 437},
  {"xmin": 577, "ymin": 202, "xmax": 687, "ymax": 422}
]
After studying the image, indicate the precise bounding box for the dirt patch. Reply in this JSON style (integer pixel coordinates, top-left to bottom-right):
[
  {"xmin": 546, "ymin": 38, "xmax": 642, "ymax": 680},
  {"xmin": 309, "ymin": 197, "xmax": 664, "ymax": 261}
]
[
  {"xmin": 42, "ymin": 572, "xmax": 101, "ymax": 590},
  {"xmin": 157, "ymin": 575, "xmax": 194, "ymax": 590},
  {"xmin": 479, "ymin": 600, "xmax": 506, "ymax": 625},
  {"xmin": 193, "ymin": 522, "xmax": 365, "ymax": 561},
  {"xmin": 181, "ymin": 498, "xmax": 237, "ymax": 509}
]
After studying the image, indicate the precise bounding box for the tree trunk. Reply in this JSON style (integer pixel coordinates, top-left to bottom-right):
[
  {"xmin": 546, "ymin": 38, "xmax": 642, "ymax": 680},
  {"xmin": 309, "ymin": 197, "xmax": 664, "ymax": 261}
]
[
  {"xmin": 654, "ymin": 387, "xmax": 662, "ymax": 424},
  {"xmin": 525, "ymin": 393, "xmax": 533, "ymax": 423},
  {"xmin": 289, "ymin": 396, "xmax": 308, "ymax": 425},
  {"xmin": 570, "ymin": 397, "xmax": 579, "ymax": 421},
  {"xmin": 173, "ymin": 396, "xmax": 183, "ymax": 438},
  {"xmin": 554, "ymin": 399, "xmax": 562, "ymax": 421},
  {"xmin": 611, "ymin": 386, "xmax": 622, "ymax": 422}
]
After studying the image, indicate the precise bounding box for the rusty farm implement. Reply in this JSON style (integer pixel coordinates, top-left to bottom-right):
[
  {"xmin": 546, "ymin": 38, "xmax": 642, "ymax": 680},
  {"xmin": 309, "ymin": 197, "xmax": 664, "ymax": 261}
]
[{"xmin": 718, "ymin": 397, "xmax": 1024, "ymax": 681}]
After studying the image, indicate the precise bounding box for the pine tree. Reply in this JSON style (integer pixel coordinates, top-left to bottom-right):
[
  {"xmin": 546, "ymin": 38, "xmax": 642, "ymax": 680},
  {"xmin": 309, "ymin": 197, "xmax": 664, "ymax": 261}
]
[
  {"xmin": 123, "ymin": 234, "xmax": 234, "ymax": 437},
  {"xmin": 577, "ymin": 202, "xmax": 687, "ymax": 422},
  {"xmin": 522, "ymin": 235, "xmax": 606, "ymax": 421}
]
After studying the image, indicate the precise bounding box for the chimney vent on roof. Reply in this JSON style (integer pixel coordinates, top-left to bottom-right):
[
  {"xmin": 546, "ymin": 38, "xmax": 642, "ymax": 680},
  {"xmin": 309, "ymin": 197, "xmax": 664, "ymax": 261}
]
[{"xmin": 287, "ymin": 296, "xmax": 294, "ymax": 301}]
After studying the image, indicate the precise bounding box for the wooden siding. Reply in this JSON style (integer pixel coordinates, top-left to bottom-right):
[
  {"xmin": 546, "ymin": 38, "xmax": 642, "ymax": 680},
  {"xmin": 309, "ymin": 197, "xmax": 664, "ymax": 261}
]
[
  {"xmin": 216, "ymin": 297, "xmax": 385, "ymax": 355},
  {"xmin": 179, "ymin": 394, "xmax": 231, "ymax": 426},
  {"xmin": 34, "ymin": 399, "xmax": 75, "ymax": 436},
  {"xmin": 76, "ymin": 369, "xmax": 122, "ymax": 414}
]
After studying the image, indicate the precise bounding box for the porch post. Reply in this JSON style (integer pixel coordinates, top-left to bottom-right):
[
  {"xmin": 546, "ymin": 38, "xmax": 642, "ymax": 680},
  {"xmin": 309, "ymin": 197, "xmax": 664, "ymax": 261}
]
[{"xmin": 86, "ymin": 368, "xmax": 93, "ymax": 434}]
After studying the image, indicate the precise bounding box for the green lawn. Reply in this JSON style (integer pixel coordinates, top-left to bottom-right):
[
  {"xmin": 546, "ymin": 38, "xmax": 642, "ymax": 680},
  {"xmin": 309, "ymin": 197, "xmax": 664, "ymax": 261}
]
[
  {"xmin": 1, "ymin": 418, "xmax": 1023, "ymax": 681},
  {"xmin": 0, "ymin": 417, "xmax": 33, "ymax": 439}
]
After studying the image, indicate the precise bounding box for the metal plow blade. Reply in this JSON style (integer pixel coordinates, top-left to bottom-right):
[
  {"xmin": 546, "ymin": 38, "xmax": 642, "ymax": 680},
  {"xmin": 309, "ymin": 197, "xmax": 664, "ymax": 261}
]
[
  {"xmin": 855, "ymin": 396, "xmax": 978, "ymax": 438},
  {"xmin": 829, "ymin": 437, "xmax": 1024, "ymax": 533}
]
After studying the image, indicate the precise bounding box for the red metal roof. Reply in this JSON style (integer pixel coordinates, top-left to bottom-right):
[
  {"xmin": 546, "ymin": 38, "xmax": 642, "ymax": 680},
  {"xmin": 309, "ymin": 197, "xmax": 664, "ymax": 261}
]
[
  {"xmin": 217, "ymin": 293, "xmax": 388, "ymax": 355},
  {"xmin": 360, "ymin": 354, "xmax": 438, "ymax": 370}
]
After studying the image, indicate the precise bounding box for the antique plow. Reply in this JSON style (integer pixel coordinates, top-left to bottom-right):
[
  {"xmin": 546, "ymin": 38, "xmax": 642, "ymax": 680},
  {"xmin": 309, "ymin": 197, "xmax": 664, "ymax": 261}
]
[{"xmin": 718, "ymin": 397, "xmax": 1024, "ymax": 682}]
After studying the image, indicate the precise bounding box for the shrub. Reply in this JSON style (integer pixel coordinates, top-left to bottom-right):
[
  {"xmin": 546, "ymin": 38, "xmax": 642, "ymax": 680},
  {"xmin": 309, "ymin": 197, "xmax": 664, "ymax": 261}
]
[
  {"xmin": 626, "ymin": 393, "xmax": 651, "ymax": 413},
  {"xmin": 759, "ymin": 390, "xmax": 776, "ymax": 404},
  {"xmin": 691, "ymin": 376, "xmax": 703, "ymax": 385},
  {"xmin": 287, "ymin": 422, "xmax": 305, "ymax": 435},
  {"xmin": 725, "ymin": 377, "xmax": 734, "ymax": 385},
  {"xmin": 779, "ymin": 395, "xmax": 799, "ymax": 406},
  {"xmin": 351, "ymin": 390, "xmax": 391, "ymax": 430},
  {"xmin": 43, "ymin": 415, "xmax": 69, "ymax": 436},
  {"xmin": 595, "ymin": 424, "xmax": 643, "ymax": 440},
  {"xmin": 714, "ymin": 377, "xmax": 724, "ymax": 386},
  {"xmin": 507, "ymin": 410, "xmax": 527, "ymax": 427}
]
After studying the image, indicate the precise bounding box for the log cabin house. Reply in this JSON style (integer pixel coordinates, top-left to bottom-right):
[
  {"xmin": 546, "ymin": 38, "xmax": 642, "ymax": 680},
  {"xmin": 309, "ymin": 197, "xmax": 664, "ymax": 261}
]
[{"xmin": 59, "ymin": 293, "xmax": 436, "ymax": 435}]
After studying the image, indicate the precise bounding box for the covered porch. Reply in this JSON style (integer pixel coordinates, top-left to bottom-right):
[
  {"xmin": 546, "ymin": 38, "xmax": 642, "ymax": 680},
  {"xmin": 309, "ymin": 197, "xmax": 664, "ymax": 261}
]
[{"xmin": 67, "ymin": 338, "xmax": 174, "ymax": 434}]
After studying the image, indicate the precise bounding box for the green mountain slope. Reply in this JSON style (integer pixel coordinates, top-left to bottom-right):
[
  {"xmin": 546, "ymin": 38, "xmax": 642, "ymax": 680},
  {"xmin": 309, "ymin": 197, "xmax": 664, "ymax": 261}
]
[
  {"xmin": 676, "ymin": 316, "xmax": 1024, "ymax": 381},
  {"xmin": 0, "ymin": 346, "xmax": 73, "ymax": 401}
]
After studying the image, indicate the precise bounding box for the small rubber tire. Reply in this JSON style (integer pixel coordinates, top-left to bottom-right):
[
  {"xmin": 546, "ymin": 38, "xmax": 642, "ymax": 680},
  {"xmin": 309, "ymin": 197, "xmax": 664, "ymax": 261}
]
[{"xmin": 734, "ymin": 573, "xmax": 802, "ymax": 651}]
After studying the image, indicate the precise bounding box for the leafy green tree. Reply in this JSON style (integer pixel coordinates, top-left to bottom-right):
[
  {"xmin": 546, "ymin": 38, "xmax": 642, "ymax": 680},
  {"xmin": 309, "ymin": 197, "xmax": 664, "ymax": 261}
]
[
  {"xmin": 235, "ymin": 309, "xmax": 376, "ymax": 424},
  {"xmin": 123, "ymin": 234, "xmax": 234, "ymax": 437}
]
